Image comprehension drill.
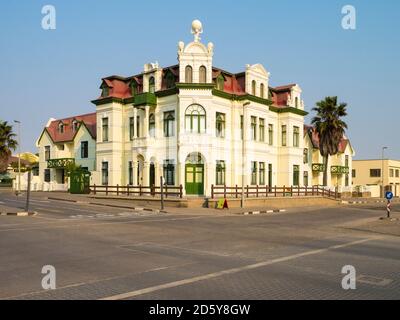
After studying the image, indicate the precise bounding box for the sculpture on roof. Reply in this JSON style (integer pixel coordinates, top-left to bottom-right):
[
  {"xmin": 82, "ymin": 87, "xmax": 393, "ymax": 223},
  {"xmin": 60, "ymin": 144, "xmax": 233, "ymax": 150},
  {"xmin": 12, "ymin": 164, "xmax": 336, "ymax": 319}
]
[{"xmin": 191, "ymin": 19, "xmax": 203, "ymax": 42}]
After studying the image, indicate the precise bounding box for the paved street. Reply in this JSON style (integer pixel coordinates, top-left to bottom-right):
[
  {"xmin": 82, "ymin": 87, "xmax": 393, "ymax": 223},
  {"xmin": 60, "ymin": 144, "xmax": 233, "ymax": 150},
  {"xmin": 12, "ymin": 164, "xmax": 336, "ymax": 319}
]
[{"xmin": 0, "ymin": 191, "xmax": 399, "ymax": 300}]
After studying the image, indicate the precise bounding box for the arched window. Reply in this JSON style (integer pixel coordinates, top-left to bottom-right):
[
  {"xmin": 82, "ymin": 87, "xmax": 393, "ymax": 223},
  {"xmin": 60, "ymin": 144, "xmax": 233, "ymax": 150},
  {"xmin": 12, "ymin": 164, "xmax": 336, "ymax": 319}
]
[
  {"xmin": 58, "ymin": 122, "xmax": 64, "ymax": 133},
  {"xmin": 199, "ymin": 66, "xmax": 206, "ymax": 83},
  {"xmin": 165, "ymin": 72, "xmax": 175, "ymax": 89},
  {"xmin": 72, "ymin": 120, "xmax": 79, "ymax": 132},
  {"xmin": 101, "ymin": 83, "xmax": 109, "ymax": 97},
  {"xmin": 149, "ymin": 113, "xmax": 155, "ymax": 137},
  {"xmin": 130, "ymin": 80, "xmax": 138, "ymax": 96},
  {"xmin": 216, "ymin": 74, "xmax": 224, "ymax": 91},
  {"xmin": 216, "ymin": 112, "xmax": 225, "ymax": 138},
  {"xmin": 295, "ymin": 97, "xmax": 299, "ymax": 108},
  {"xmin": 185, "ymin": 65, "xmax": 193, "ymax": 83},
  {"xmin": 149, "ymin": 76, "xmax": 155, "ymax": 93},
  {"xmin": 185, "ymin": 104, "xmax": 206, "ymax": 133},
  {"xmin": 260, "ymin": 83, "xmax": 265, "ymax": 99},
  {"xmin": 251, "ymin": 80, "xmax": 256, "ymax": 96}
]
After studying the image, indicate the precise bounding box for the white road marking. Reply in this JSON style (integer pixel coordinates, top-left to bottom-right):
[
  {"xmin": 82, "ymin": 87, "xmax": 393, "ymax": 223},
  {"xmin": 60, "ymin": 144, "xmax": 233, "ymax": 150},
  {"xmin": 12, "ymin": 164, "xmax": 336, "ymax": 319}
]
[
  {"xmin": 69, "ymin": 211, "xmax": 164, "ymax": 219},
  {"xmin": 1, "ymin": 262, "xmax": 194, "ymax": 300},
  {"xmin": 99, "ymin": 237, "xmax": 379, "ymax": 300},
  {"xmin": 0, "ymin": 215, "xmax": 208, "ymax": 232}
]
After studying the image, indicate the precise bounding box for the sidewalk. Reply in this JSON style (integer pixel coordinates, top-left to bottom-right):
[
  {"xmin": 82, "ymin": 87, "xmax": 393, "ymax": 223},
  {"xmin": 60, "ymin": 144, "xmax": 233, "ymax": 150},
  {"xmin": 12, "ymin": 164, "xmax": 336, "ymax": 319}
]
[{"xmin": 29, "ymin": 192, "xmax": 291, "ymax": 216}]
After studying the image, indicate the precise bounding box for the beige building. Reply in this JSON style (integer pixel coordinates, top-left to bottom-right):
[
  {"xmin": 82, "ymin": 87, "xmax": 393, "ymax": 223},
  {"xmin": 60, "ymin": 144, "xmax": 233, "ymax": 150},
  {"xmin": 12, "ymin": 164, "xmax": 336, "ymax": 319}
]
[
  {"xmin": 352, "ymin": 159, "xmax": 400, "ymax": 197},
  {"xmin": 304, "ymin": 126, "xmax": 354, "ymax": 190}
]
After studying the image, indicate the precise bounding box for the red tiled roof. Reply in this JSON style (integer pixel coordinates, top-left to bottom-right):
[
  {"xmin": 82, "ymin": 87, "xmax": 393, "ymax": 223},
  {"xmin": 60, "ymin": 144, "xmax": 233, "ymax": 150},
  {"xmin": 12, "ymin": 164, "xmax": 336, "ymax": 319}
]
[
  {"xmin": 96, "ymin": 65, "xmax": 296, "ymax": 109},
  {"xmin": 270, "ymin": 84, "xmax": 296, "ymax": 107},
  {"xmin": 103, "ymin": 78, "xmax": 132, "ymax": 99},
  {"xmin": 44, "ymin": 113, "xmax": 96, "ymax": 143},
  {"xmin": 305, "ymin": 125, "xmax": 349, "ymax": 153},
  {"xmin": 273, "ymin": 84, "xmax": 296, "ymax": 91}
]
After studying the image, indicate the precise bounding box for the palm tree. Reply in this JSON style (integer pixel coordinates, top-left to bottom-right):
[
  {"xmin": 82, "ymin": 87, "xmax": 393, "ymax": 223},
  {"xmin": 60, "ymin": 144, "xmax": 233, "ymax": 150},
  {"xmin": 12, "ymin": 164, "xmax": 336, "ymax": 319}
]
[
  {"xmin": 0, "ymin": 120, "xmax": 18, "ymax": 173},
  {"xmin": 311, "ymin": 97, "xmax": 348, "ymax": 186}
]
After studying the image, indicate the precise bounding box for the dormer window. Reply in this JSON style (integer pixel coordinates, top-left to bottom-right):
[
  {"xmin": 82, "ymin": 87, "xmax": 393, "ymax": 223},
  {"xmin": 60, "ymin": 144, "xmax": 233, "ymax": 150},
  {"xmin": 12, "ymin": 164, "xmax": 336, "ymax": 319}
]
[
  {"xmin": 101, "ymin": 83, "xmax": 109, "ymax": 97},
  {"xmin": 149, "ymin": 76, "xmax": 155, "ymax": 93},
  {"xmin": 260, "ymin": 83, "xmax": 265, "ymax": 99},
  {"xmin": 216, "ymin": 74, "xmax": 224, "ymax": 91},
  {"xmin": 58, "ymin": 122, "xmax": 64, "ymax": 133},
  {"xmin": 295, "ymin": 97, "xmax": 299, "ymax": 108},
  {"xmin": 72, "ymin": 120, "xmax": 79, "ymax": 132},
  {"xmin": 165, "ymin": 71, "xmax": 175, "ymax": 89},
  {"xmin": 130, "ymin": 80, "xmax": 138, "ymax": 96}
]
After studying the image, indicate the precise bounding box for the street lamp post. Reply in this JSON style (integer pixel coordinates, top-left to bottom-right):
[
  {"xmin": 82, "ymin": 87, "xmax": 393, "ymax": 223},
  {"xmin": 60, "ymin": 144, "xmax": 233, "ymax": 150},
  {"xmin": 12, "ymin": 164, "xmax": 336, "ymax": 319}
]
[
  {"xmin": 14, "ymin": 120, "xmax": 21, "ymax": 196},
  {"xmin": 382, "ymin": 146, "xmax": 388, "ymax": 198},
  {"xmin": 241, "ymin": 102, "xmax": 250, "ymax": 208}
]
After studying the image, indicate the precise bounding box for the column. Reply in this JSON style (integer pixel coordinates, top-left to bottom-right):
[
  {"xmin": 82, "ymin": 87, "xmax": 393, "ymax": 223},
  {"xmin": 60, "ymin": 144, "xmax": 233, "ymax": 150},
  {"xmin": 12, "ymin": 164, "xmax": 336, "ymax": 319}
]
[
  {"xmin": 144, "ymin": 105, "xmax": 150, "ymax": 138},
  {"xmin": 154, "ymin": 162, "xmax": 160, "ymax": 186},
  {"xmin": 132, "ymin": 161, "xmax": 138, "ymax": 185},
  {"xmin": 133, "ymin": 108, "xmax": 138, "ymax": 139},
  {"xmin": 143, "ymin": 161, "xmax": 150, "ymax": 186}
]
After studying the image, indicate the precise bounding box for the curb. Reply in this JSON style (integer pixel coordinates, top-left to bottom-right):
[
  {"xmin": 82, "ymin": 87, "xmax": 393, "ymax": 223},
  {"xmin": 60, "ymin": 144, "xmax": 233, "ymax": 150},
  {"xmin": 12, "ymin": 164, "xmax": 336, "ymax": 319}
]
[
  {"xmin": 48, "ymin": 197, "xmax": 88, "ymax": 204},
  {"xmin": 47, "ymin": 197, "xmax": 167, "ymax": 214},
  {"xmin": 341, "ymin": 200, "xmax": 397, "ymax": 205},
  {"xmin": 0, "ymin": 211, "xmax": 38, "ymax": 217},
  {"xmin": 241, "ymin": 209, "xmax": 286, "ymax": 215},
  {"xmin": 88, "ymin": 202, "xmax": 167, "ymax": 214}
]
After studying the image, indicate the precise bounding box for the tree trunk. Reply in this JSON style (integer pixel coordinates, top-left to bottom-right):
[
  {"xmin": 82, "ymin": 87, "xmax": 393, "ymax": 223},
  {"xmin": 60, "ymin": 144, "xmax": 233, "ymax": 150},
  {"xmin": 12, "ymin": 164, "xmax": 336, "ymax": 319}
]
[{"xmin": 323, "ymin": 155, "xmax": 328, "ymax": 187}]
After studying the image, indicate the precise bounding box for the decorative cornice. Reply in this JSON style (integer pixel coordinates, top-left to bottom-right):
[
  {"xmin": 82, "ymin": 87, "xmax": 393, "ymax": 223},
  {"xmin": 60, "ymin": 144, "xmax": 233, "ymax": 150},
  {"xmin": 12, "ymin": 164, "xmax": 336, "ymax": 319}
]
[
  {"xmin": 176, "ymin": 83, "xmax": 215, "ymax": 90},
  {"xmin": 212, "ymin": 89, "xmax": 273, "ymax": 106},
  {"xmin": 269, "ymin": 106, "xmax": 308, "ymax": 116},
  {"xmin": 91, "ymin": 97, "xmax": 124, "ymax": 106},
  {"xmin": 156, "ymin": 87, "xmax": 179, "ymax": 97}
]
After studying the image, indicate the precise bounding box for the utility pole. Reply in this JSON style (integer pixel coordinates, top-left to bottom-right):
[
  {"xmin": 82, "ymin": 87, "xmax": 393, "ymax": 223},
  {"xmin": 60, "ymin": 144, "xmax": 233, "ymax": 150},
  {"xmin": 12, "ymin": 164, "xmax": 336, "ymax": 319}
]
[
  {"xmin": 160, "ymin": 176, "xmax": 164, "ymax": 210},
  {"xmin": 381, "ymin": 146, "xmax": 388, "ymax": 198},
  {"xmin": 14, "ymin": 120, "xmax": 21, "ymax": 196},
  {"xmin": 241, "ymin": 102, "xmax": 250, "ymax": 208},
  {"xmin": 25, "ymin": 170, "xmax": 31, "ymax": 212}
]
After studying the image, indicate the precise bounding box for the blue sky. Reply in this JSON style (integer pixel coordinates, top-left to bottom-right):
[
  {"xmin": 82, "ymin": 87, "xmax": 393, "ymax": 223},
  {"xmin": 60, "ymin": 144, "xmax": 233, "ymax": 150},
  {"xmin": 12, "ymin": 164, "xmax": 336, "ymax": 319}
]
[{"xmin": 0, "ymin": 0, "xmax": 399, "ymax": 159}]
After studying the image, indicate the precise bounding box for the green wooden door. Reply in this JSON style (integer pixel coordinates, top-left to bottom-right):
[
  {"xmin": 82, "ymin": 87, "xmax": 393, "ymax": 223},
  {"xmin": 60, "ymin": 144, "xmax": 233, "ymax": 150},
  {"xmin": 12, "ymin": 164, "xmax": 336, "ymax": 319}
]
[{"xmin": 185, "ymin": 164, "xmax": 204, "ymax": 195}]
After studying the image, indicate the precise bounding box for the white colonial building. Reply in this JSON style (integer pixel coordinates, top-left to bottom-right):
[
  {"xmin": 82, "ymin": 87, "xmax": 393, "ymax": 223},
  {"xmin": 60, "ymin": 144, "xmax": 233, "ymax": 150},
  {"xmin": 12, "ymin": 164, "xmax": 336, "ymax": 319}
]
[
  {"xmin": 36, "ymin": 20, "xmax": 354, "ymax": 196},
  {"xmin": 36, "ymin": 113, "xmax": 96, "ymax": 191}
]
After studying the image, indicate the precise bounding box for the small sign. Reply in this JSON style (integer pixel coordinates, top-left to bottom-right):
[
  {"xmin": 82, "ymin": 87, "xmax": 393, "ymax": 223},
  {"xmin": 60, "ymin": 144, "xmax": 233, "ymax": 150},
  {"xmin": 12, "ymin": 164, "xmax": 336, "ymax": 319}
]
[
  {"xmin": 216, "ymin": 198, "xmax": 229, "ymax": 209},
  {"xmin": 385, "ymin": 191, "xmax": 394, "ymax": 200}
]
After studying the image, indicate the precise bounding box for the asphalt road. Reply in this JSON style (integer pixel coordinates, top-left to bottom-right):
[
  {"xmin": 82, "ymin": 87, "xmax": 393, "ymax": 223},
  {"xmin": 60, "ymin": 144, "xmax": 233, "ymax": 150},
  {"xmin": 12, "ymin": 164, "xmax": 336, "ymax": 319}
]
[{"xmin": 0, "ymin": 191, "xmax": 399, "ymax": 300}]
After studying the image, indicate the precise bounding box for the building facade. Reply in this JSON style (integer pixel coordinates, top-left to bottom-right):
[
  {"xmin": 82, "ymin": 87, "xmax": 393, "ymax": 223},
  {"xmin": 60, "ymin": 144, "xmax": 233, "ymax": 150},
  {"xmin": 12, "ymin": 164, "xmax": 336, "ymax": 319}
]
[
  {"xmin": 304, "ymin": 126, "xmax": 354, "ymax": 191},
  {"xmin": 89, "ymin": 21, "xmax": 311, "ymax": 197},
  {"xmin": 36, "ymin": 113, "xmax": 96, "ymax": 191},
  {"xmin": 36, "ymin": 20, "xmax": 354, "ymax": 196},
  {"xmin": 352, "ymin": 159, "xmax": 400, "ymax": 197}
]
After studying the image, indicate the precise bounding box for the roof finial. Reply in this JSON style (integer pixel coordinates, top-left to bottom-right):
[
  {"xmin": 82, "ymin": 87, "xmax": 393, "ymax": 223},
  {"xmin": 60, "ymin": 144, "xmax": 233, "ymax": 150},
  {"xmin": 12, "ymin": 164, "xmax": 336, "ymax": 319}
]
[{"xmin": 191, "ymin": 19, "xmax": 203, "ymax": 42}]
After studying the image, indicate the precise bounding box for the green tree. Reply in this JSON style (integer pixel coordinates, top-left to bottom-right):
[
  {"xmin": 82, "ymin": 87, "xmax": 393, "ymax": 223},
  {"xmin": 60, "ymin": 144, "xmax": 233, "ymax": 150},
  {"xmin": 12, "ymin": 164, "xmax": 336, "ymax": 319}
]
[
  {"xmin": 311, "ymin": 97, "xmax": 348, "ymax": 186},
  {"xmin": 0, "ymin": 121, "xmax": 18, "ymax": 173}
]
